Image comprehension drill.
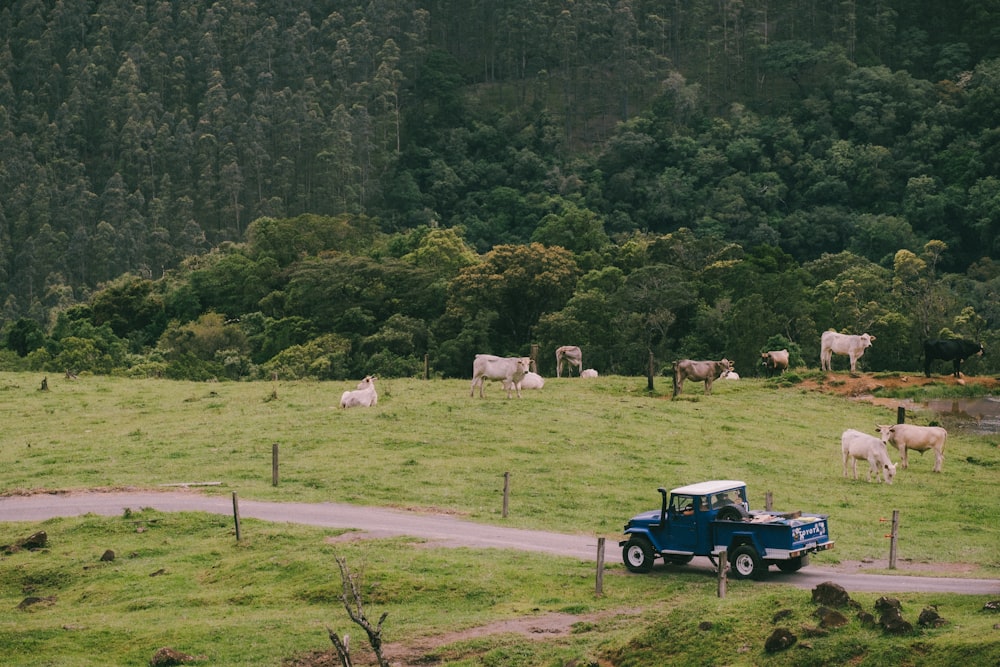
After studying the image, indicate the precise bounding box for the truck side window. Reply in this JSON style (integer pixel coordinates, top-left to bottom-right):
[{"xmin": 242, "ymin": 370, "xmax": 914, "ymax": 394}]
[{"xmin": 672, "ymin": 495, "xmax": 695, "ymax": 515}]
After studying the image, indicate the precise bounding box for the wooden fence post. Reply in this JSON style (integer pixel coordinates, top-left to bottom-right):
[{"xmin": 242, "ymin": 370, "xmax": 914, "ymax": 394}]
[
  {"xmin": 502, "ymin": 472, "xmax": 510, "ymax": 518},
  {"xmin": 897, "ymin": 406, "xmax": 906, "ymax": 424},
  {"xmin": 272, "ymin": 443, "xmax": 279, "ymax": 486},
  {"xmin": 888, "ymin": 509, "xmax": 899, "ymax": 569},
  {"xmin": 647, "ymin": 351, "xmax": 655, "ymax": 391},
  {"xmin": 717, "ymin": 549, "xmax": 727, "ymax": 598},
  {"xmin": 424, "ymin": 354, "xmax": 429, "ymax": 380},
  {"xmin": 765, "ymin": 491, "xmax": 773, "ymax": 511},
  {"xmin": 232, "ymin": 492, "xmax": 242, "ymax": 542},
  {"xmin": 595, "ymin": 537, "xmax": 605, "ymax": 597}
]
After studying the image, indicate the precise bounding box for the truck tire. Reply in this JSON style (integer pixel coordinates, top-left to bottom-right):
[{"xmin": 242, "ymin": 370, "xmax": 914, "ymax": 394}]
[
  {"xmin": 664, "ymin": 554, "xmax": 694, "ymax": 565},
  {"xmin": 730, "ymin": 545, "xmax": 765, "ymax": 580},
  {"xmin": 622, "ymin": 537, "xmax": 655, "ymax": 573},
  {"xmin": 716, "ymin": 505, "xmax": 749, "ymax": 522},
  {"xmin": 776, "ymin": 556, "xmax": 805, "ymax": 572}
]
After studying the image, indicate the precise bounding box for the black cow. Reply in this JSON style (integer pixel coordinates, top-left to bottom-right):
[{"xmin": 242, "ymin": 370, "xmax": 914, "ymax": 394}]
[{"xmin": 924, "ymin": 339, "xmax": 985, "ymax": 378}]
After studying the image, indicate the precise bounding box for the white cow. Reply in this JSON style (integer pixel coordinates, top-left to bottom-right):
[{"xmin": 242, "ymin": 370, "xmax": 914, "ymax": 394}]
[
  {"xmin": 720, "ymin": 370, "xmax": 739, "ymax": 380},
  {"xmin": 580, "ymin": 368, "xmax": 599, "ymax": 378},
  {"xmin": 471, "ymin": 355, "xmax": 530, "ymax": 398},
  {"xmin": 821, "ymin": 331, "xmax": 875, "ymax": 373},
  {"xmin": 842, "ymin": 428, "xmax": 896, "ymax": 483},
  {"xmin": 519, "ymin": 371, "xmax": 545, "ymax": 389},
  {"xmin": 340, "ymin": 375, "xmax": 378, "ymax": 408},
  {"xmin": 555, "ymin": 345, "xmax": 583, "ymax": 378},
  {"xmin": 875, "ymin": 423, "xmax": 947, "ymax": 472}
]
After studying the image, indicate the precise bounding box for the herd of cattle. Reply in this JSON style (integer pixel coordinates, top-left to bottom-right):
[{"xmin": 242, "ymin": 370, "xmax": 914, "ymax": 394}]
[{"xmin": 337, "ymin": 332, "xmax": 982, "ymax": 481}]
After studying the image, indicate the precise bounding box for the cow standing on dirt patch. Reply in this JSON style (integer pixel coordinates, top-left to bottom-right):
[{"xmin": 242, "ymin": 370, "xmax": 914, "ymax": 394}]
[
  {"xmin": 923, "ymin": 339, "xmax": 984, "ymax": 378},
  {"xmin": 820, "ymin": 331, "xmax": 875, "ymax": 374}
]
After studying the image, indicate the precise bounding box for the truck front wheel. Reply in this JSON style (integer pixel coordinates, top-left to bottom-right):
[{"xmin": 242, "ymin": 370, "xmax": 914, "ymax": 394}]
[
  {"xmin": 622, "ymin": 537, "xmax": 655, "ymax": 573},
  {"xmin": 730, "ymin": 545, "xmax": 765, "ymax": 580}
]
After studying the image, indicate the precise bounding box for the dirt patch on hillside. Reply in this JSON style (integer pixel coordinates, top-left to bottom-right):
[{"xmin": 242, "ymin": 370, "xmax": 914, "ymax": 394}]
[
  {"xmin": 285, "ymin": 609, "xmax": 632, "ymax": 667},
  {"xmin": 794, "ymin": 372, "xmax": 999, "ymax": 409}
]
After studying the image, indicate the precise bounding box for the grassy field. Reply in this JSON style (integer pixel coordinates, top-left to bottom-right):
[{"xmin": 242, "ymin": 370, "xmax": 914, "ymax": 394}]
[{"xmin": 1, "ymin": 371, "xmax": 999, "ymax": 665}]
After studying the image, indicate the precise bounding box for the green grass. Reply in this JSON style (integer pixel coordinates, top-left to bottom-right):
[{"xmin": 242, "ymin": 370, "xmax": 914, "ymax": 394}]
[{"xmin": 1, "ymin": 372, "xmax": 999, "ymax": 665}]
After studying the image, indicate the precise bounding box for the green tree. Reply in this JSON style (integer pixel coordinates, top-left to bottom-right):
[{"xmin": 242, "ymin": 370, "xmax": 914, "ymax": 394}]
[
  {"xmin": 447, "ymin": 243, "xmax": 579, "ymax": 354},
  {"xmin": 4, "ymin": 318, "xmax": 46, "ymax": 357},
  {"xmin": 89, "ymin": 275, "xmax": 166, "ymax": 349}
]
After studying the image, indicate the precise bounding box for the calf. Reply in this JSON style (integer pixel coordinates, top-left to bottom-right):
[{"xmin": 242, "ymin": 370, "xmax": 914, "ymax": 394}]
[
  {"xmin": 821, "ymin": 331, "xmax": 875, "ymax": 374},
  {"xmin": 340, "ymin": 375, "xmax": 378, "ymax": 408},
  {"xmin": 580, "ymin": 368, "xmax": 599, "ymax": 378},
  {"xmin": 471, "ymin": 354, "xmax": 530, "ymax": 398},
  {"xmin": 923, "ymin": 339, "xmax": 984, "ymax": 378},
  {"xmin": 672, "ymin": 358, "xmax": 733, "ymax": 398},
  {"xmin": 875, "ymin": 423, "xmax": 947, "ymax": 472},
  {"xmin": 842, "ymin": 428, "xmax": 896, "ymax": 483},
  {"xmin": 761, "ymin": 349, "xmax": 789, "ymax": 377}
]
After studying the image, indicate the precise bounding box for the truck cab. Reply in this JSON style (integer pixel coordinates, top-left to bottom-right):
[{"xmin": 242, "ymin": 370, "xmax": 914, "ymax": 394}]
[{"xmin": 620, "ymin": 480, "xmax": 833, "ymax": 579}]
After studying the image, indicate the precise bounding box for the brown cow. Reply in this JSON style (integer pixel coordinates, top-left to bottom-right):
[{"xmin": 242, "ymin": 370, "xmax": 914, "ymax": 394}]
[
  {"xmin": 761, "ymin": 349, "xmax": 789, "ymax": 377},
  {"xmin": 672, "ymin": 358, "xmax": 733, "ymax": 398}
]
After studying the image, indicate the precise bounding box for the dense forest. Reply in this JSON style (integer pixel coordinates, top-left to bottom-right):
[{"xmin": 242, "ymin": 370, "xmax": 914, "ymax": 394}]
[{"xmin": 0, "ymin": 0, "xmax": 997, "ymax": 380}]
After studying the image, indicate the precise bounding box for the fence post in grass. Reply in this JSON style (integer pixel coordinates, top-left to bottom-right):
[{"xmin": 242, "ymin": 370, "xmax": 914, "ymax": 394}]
[
  {"xmin": 272, "ymin": 443, "xmax": 279, "ymax": 486},
  {"xmin": 424, "ymin": 354, "xmax": 429, "ymax": 380},
  {"xmin": 502, "ymin": 472, "xmax": 510, "ymax": 518},
  {"xmin": 647, "ymin": 350, "xmax": 655, "ymax": 391},
  {"xmin": 765, "ymin": 491, "xmax": 773, "ymax": 511},
  {"xmin": 717, "ymin": 549, "xmax": 727, "ymax": 598},
  {"xmin": 887, "ymin": 509, "xmax": 899, "ymax": 569},
  {"xmin": 232, "ymin": 491, "xmax": 242, "ymax": 542},
  {"xmin": 897, "ymin": 406, "xmax": 906, "ymax": 424},
  {"xmin": 595, "ymin": 537, "xmax": 605, "ymax": 596}
]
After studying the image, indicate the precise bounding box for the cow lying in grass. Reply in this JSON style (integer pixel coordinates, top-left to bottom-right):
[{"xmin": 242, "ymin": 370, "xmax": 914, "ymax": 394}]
[{"xmin": 340, "ymin": 375, "xmax": 378, "ymax": 408}]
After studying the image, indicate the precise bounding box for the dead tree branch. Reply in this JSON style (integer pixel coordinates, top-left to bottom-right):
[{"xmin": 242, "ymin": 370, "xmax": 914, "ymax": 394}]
[{"xmin": 326, "ymin": 555, "xmax": 390, "ymax": 667}]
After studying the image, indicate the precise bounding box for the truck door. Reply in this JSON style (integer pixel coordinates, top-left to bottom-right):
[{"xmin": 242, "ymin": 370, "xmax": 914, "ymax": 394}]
[{"xmin": 669, "ymin": 494, "xmax": 699, "ymax": 551}]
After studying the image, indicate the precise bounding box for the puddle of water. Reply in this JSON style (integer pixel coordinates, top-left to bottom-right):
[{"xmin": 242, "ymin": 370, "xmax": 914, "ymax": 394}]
[{"xmin": 919, "ymin": 396, "xmax": 1000, "ymax": 435}]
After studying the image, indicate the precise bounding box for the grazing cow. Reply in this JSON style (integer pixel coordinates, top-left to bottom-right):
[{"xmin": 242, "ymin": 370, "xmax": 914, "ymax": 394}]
[
  {"xmin": 761, "ymin": 349, "xmax": 789, "ymax": 377},
  {"xmin": 720, "ymin": 370, "xmax": 739, "ymax": 380},
  {"xmin": 672, "ymin": 358, "xmax": 733, "ymax": 398},
  {"xmin": 821, "ymin": 331, "xmax": 875, "ymax": 373},
  {"xmin": 340, "ymin": 375, "xmax": 378, "ymax": 408},
  {"xmin": 841, "ymin": 428, "xmax": 896, "ymax": 484},
  {"xmin": 924, "ymin": 339, "xmax": 985, "ymax": 378},
  {"xmin": 580, "ymin": 368, "xmax": 599, "ymax": 378},
  {"xmin": 471, "ymin": 355, "xmax": 530, "ymax": 398},
  {"xmin": 875, "ymin": 423, "xmax": 947, "ymax": 472},
  {"xmin": 555, "ymin": 345, "xmax": 583, "ymax": 378},
  {"xmin": 519, "ymin": 371, "xmax": 545, "ymax": 390}
]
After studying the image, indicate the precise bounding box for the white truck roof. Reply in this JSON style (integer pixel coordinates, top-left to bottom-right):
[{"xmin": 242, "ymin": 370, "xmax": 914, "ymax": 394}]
[{"xmin": 669, "ymin": 480, "xmax": 745, "ymax": 496}]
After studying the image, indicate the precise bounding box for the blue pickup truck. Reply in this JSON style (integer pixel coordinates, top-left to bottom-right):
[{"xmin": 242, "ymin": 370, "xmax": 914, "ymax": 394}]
[{"xmin": 620, "ymin": 480, "xmax": 834, "ymax": 580}]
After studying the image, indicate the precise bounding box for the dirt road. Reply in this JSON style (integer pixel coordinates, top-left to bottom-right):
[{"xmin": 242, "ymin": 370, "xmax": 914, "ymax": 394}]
[{"xmin": 2, "ymin": 489, "xmax": 997, "ymax": 595}]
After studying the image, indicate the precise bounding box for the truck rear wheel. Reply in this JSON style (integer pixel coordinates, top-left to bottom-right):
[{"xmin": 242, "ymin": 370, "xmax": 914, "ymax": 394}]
[
  {"xmin": 730, "ymin": 545, "xmax": 765, "ymax": 580},
  {"xmin": 622, "ymin": 537, "xmax": 655, "ymax": 573},
  {"xmin": 776, "ymin": 556, "xmax": 805, "ymax": 572}
]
